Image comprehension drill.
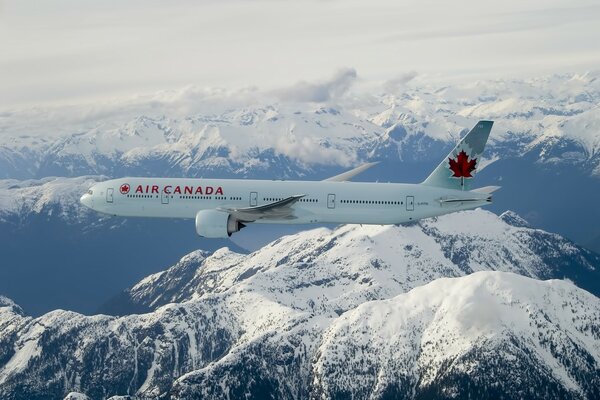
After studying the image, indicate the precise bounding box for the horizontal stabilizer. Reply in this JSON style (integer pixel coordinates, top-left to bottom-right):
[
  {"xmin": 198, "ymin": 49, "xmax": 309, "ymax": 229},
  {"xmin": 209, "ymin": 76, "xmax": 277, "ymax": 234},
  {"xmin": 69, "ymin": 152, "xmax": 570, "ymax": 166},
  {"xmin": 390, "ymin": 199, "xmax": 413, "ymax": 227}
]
[
  {"xmin": 439, "ymin": 197, "xmax": 491, "ymax": 204},
  {"xmin": 471, "ymin": 186, "xmax": 501, "ymax": 194}
]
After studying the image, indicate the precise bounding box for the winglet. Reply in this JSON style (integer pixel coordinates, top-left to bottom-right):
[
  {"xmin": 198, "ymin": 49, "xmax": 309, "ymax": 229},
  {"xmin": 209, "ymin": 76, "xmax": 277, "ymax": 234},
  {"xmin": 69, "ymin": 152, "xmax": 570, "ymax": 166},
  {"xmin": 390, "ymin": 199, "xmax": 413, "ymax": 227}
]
[{"xmin": 324, "ymin": 162, "xmax": 379, "ymax": 182}]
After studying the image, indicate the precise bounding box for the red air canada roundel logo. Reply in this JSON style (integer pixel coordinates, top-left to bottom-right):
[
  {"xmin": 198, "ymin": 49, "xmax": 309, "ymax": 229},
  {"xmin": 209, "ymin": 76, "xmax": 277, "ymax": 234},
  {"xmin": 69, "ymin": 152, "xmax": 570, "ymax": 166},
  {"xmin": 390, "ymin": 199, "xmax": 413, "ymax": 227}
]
[
  {"xmin": 120, "ymin": 183, "xmax": 130, "ymax": 194},
  {"xmin": 449, "ymin": 150, "xmax": 477, "ymax": 178}
]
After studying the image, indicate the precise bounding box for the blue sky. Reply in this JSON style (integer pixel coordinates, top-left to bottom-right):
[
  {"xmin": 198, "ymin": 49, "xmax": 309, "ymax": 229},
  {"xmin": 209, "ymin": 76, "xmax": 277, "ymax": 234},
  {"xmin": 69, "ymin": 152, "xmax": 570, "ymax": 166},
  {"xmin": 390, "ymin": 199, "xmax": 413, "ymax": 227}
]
[{"xmin": 1, "ymin": 0, "xmax": 599, "ymax": 108}]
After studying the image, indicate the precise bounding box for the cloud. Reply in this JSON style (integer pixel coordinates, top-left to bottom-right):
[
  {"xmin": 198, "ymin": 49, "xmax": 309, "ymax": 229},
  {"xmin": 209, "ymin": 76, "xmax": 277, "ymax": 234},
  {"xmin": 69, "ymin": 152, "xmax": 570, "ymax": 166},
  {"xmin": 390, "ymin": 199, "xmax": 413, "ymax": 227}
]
[
  {"xmin": 383, "ymin": 71, "xmax": 418, "ymax": 93},
  {"xmin": 274, "ymin": 135, "xmax": 354, "ymax": 166},
  {"xmin": 3, "ymin": 2, "xmax": 600, "ymax": 108},
  {"xmin": 0, "ymin": 67, "xmax": 361, "ymax": 138},
  {"xmin": 0, "ymin": 86, "xmax": 258, "ymax": 138},
  {"xmin": 273, "ymin": 68, "xmax": 358, "ymax": 103}
]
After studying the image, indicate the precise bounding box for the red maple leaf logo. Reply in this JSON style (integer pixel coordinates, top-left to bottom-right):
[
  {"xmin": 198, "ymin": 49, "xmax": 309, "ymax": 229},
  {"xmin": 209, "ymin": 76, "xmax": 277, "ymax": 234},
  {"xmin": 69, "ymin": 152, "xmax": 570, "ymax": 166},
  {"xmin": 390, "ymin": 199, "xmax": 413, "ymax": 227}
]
[
  {"xmin": 120, "ymin": 184, "xmax": 130, "ymax": 194},
  {"xmin": 449, "ymin": 150, "xmax": 477, "ymax": 178}
]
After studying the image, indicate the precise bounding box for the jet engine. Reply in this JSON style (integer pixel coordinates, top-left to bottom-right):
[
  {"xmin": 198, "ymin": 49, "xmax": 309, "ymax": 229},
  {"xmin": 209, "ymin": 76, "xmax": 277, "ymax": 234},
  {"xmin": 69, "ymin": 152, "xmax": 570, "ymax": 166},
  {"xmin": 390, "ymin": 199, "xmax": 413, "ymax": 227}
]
[{"xmin": 195, "ymin": 210, "xmax": 244, "ymax": 238}]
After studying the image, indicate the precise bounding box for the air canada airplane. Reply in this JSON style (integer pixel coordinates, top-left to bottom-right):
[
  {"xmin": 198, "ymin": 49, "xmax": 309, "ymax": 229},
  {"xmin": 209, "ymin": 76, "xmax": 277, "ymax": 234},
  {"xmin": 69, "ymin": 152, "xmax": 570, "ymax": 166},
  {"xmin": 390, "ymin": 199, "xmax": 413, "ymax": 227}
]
[{"xmin": 80, "ymin": 121, "xmax": 498, "ymax": 238}]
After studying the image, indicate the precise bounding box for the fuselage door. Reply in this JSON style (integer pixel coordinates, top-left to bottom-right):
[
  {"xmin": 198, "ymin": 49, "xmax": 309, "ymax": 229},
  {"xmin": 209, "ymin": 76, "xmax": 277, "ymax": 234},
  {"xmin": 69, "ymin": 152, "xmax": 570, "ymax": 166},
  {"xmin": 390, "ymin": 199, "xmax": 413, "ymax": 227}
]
[
  {"xmin": 406, "ymin": 195, "xmax": 414, "ymax": 211},
  {"xmin": 161, "ymin": 192, "xmax": 169, "ymax": 204},
  {"xmin": 327, "ymin": 193, "xmax": 336, "ymax": 209},
  {"xmin": 250, "ymin": 191, "xmax": 258, "ymax": 207},
  {"xmin": 106, "ymin": 188, "xmax": 114, "ymax": 203}
]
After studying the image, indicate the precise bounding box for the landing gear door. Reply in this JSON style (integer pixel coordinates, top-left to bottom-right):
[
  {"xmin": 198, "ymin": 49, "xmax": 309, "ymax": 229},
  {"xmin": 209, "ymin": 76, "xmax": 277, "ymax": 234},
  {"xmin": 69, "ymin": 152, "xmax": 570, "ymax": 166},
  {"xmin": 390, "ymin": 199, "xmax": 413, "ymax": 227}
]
[
  {"xmin": 106, "ymin": 188, "xmax": 114, "ymax": 203},
  {"xmin": 250, "ymin": 192, "xmax": 258, "ymax": 207},
  {"xmin": 406, "ymin": 195, "xmax": 414, "ymax": 211}
]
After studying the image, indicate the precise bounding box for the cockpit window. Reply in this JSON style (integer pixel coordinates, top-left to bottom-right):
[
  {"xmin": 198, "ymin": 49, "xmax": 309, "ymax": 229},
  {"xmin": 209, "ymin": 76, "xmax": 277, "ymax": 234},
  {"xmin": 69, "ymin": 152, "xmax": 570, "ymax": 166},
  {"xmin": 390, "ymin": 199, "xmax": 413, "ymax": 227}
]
[{"xmin": 87, "ymin": 190, "xmax": 93, "ymax": 195}]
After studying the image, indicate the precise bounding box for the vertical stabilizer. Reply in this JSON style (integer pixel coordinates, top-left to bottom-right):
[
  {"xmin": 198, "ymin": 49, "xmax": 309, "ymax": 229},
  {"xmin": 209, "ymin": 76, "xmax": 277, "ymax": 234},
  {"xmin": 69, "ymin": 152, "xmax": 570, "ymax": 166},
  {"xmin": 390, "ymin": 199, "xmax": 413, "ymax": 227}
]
[{"xmin": 422, "ymin": 120, "xmax": 493, "ymax": 190}]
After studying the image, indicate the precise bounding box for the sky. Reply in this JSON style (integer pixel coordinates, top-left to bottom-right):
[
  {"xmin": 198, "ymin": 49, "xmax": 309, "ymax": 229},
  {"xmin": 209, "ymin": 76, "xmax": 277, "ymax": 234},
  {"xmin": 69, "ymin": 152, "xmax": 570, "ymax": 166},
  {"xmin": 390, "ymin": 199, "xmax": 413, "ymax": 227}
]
[{"xmin": 1, "ymin": 0, "xmax": 600, "ymax": 109}]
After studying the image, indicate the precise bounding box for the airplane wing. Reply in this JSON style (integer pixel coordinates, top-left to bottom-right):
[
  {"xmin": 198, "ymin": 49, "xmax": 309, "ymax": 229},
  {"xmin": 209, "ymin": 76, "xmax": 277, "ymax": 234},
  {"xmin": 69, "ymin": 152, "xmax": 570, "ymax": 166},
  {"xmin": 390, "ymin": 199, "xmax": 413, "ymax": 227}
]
[
  {"xmin": 218, "ymin": 194, "xmax": 305, "ymax": 222},
  {"xmin": 324, "ymin": 162, "xmax": 379, "ymax": 182}
]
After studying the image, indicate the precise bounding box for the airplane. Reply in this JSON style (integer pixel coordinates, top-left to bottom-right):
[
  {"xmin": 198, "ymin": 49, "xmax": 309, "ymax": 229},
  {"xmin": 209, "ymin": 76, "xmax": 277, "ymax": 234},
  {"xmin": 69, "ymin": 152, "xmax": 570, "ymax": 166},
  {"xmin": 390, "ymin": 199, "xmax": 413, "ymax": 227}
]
[{"xmin": 80, "ymin": 120, "xmax": 498, "ymax": 238}]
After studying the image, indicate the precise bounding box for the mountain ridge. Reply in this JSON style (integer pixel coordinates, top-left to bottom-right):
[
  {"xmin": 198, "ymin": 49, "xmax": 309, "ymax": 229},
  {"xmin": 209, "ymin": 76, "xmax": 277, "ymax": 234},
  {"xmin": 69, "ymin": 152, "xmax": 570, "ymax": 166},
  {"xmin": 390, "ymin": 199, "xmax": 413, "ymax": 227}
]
[
  {"xmin": 103, "ymin": 208, "xmax": 600, "ymax": 317},
  {"xmin": 2, "ymin": 73, "xmax": 600, "ymax": 180},
  {"xmin": 0, "ymin": 209, "xmax": 599, "ymax": 399}
]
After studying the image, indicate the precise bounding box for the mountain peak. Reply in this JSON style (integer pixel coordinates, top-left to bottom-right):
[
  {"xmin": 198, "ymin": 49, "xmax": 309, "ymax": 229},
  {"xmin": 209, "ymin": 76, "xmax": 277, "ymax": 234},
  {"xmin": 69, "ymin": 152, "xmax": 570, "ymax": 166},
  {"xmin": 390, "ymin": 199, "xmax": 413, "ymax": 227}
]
[
  {"xmin": 0, "ymin": 296, "xmax": 23, "ymax": 316},
  {"xmin": 499, "ymin": 210, "xmax": 531, "ymax": 228}
]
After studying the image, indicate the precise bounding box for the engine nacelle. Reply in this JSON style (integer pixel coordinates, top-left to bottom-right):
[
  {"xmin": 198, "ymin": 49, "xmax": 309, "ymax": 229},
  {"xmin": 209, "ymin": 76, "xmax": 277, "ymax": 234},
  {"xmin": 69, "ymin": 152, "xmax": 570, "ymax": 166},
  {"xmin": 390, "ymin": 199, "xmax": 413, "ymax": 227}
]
[{"xmin": 195, "ymin": 210, "xmax": 243, "ymax": 238}]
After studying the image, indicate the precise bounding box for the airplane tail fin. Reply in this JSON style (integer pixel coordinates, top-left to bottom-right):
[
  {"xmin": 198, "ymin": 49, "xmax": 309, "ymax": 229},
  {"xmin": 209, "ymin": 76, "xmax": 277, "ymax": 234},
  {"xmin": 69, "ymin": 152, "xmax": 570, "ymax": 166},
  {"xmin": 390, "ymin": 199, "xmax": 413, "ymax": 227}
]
[{"xmin": 421, "ymin": 120, "xmax": 493, "ymax": 191}]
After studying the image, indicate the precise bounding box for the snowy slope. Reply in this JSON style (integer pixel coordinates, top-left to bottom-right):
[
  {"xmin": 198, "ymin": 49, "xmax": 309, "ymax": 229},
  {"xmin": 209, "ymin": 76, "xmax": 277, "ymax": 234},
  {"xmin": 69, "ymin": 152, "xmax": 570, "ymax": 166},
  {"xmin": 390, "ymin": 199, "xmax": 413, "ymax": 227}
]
[
  {"xmin": 0, "ymin": 210, "xmax": 598, "ymax": 399},
  {"xmin": 1, "ymin": 106, "xmax": 381, "ymax": 180},
  {"xmin": 311, "ymin": 272, "xmax": 600, "ymax": 400},
  {"xmin": 119, "ymin": 209, "xmax": 600, "ymax": 314},
  {"xmin": 0, "ymin": 176, "xmax": 101, "ymax": 223}
]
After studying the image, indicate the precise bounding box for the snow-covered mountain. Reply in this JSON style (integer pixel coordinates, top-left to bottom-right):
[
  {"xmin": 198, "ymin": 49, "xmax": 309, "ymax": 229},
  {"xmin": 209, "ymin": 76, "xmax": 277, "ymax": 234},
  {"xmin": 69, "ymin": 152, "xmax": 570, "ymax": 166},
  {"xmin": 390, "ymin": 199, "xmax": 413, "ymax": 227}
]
[
  {"xmin": 1, "ymin": 73, "xmax": 599, "ymax": 180},
  {"xmin": 172, "ymin": 272, "xmax": 600, "ymax": 400},
  {"xmin": 0, "ymin": 210, "xmax": 598, "ymax": 399},
  {"xmin": 309, "ymin": 272, "xmax": 600, "ymax": 400},
  {"xmin": 1, "ymin": 72, "xmax": 599, "ymax": 316},
  {"xmin": 0, "ymin": 176, "xmax": 101, "ymax": 224},
  {"xmin": 0, "ymin": 107, "xmax": 378, "ymax": 180},
  {"xmin": 111, "ymin": 209, "xmax": 600, "ymax": 316}
]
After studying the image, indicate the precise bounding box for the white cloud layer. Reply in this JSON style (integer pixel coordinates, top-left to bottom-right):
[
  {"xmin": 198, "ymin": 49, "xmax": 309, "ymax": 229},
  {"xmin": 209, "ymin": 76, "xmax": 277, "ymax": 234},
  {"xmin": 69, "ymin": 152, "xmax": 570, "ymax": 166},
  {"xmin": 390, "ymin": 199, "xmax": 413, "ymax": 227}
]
[{"xmin": 0, "ymin": 0, "xmax": 599, "ymax": 108}]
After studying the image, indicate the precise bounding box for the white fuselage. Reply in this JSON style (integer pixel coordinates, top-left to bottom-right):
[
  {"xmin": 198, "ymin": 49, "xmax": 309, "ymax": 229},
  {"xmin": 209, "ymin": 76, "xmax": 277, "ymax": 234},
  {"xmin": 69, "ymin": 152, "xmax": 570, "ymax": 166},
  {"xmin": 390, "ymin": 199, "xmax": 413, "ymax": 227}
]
[{"xmin": 80, "ymin": 177, "xmax": 491, "ymax": 225}]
